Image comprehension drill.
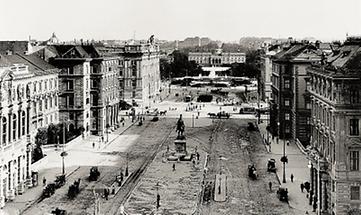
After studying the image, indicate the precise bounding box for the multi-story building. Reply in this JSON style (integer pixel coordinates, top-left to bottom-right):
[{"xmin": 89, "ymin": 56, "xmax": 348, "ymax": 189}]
[
  {"xmin": 0, "ymin": 54, "xmax": 59, "ymax": 208},
  {"xmin": 188, "ymin": 51, "xmax": 246, "ymax": 66},
  {"xmin": 307, "ymin": 37, "xmax": 361, "ymax": 215},
  {"xmin": 119, "ymin": 43, "xmax": 161, "ymax": 108},
  {"xmin": 34, "ymin": 44, "xmax": 121, "ymax": 137},
  {"xmin": 270, "ymin": 42, "xmax": 321, "ymax": 147},
  {"xmin": 259, "ymin": 44, "xmax": 282, "ymax": 102}
]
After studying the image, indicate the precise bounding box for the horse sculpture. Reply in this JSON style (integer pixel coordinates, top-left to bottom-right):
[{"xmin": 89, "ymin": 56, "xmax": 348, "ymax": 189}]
[{"xmin": 176, "ymin": 114, "xmax": 185, "ymax": 139}]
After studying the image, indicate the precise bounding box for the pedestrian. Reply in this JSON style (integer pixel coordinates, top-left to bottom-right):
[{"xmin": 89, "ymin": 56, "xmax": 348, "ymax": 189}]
[
  {"xmin": 268, "ymin": 181, "xmax": 272, "ymax": 192},
  {"xmin": 197, "ymin": 152, "xmax": 200, "ymax": 161},
  {"xmin": 122, "ymin": 121, "xmax": 125, "ymax": 127},
  {"xmin": 287, "ymin": 141, "xmax": 290, "ymax": 146},
  {"xmin": 305, "ymin": 211, "xmax": 309, "ymax": 215},
  {"xmin": 43, "ymin": 177, "xmax": 46, "ymax": 187},
  {"xmin": 301, "ymin": 183, "xmax": 305, "ymax": 192},
  {"xmin": 172, "ymin": 163, "xmax": 176, "ymax": 171},
  {"xmin": 290, "ymin": 173, "xmax": 294, "ymax": 182},
  {"xmin": 156, "ymin": 193, "xmax": 160, "ymax": 209},
  {"xmin": 92, "ymin": 142, "xmax": 95, "ymax": 149},
  {"xmin": 101, "ymin": 136, "xmax": 104, "ymax": 143}
]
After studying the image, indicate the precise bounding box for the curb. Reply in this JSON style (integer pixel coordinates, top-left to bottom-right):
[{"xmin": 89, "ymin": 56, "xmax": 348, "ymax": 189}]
[
  {"xmin": 101, "ymin": 121, "xmax": 136, "ymax": 150},
  {"xmin": 294, "ymin": 139, "xmax": 308, "ymax": 156}
]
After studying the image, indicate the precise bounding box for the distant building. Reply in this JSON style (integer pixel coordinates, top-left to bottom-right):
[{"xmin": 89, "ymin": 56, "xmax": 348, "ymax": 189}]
[
  {"xmin": 119, "ymin": 42, "xmax": 161, "ymax": 108},
  {"xmin": 307, "ymin": 37, "xmax": 361, "ymax": 215},
  {"xmin": 270, "ymin": 42, "xmax": 321, "ymax": 147},
  {"xmin": 188, "ymin": 51, "xmax": 246, "ymax": 66},
  {"xmin": 0, "ymin": 54, "xmax": 59, "ymax": 207}
]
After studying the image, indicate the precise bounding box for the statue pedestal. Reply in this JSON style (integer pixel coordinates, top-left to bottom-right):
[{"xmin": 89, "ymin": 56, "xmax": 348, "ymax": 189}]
[{"xmin": 174, "ymin": 139, "xmax": 187, "ymax": 154}]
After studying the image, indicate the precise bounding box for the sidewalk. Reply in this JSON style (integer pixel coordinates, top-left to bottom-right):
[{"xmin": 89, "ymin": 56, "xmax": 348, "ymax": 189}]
[
  {"xmin": 1, "ymin": 118, "xmax": 135, "ymax": 215},
  {"xmin": 258, "ymin": 119, "xmax": 314, "ymax": 214}
]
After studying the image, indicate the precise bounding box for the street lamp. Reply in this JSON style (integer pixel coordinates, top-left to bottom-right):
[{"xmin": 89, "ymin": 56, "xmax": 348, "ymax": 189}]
[
  {"xmin": 125, "ymin": 152, "xmax": 129, "ymax": 177},
  {"xmin": 278, "ymin": 122, "xmax": 287, "ymax": 183},
  {"xmin": 60, "ymin": 151, "xmax": 68, "ymax": 175}
]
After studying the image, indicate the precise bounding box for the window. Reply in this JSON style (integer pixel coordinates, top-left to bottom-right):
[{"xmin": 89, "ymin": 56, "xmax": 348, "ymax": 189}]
[
  {"xmin": 284, "ymin": 99, "xmax": 290, "ymax": 106},
  {"xmin": 306, "ymin": 103, "xmax": 311, "ymax": 109},
  {"xmin": 350, "ymin": 119, "xmax": 359, "ymax": 136},
  {"xmin": 12, "ymin": 114, "xmax": 16, "ymax": 141},
  {"xmin": 67, "ymin": 94, "xmax": 74, "ymax": 108},
  {"xmin": 285, "ymin": 125, "xmax": 290, "ymax": 133},
  {"xmin": 67, "ymin": 80, "xmax": 74, "ymax": 90},
  {"xmin": 2, "ymin": 117, "xmax": 7, "ymax": 145},
  {"xmin": 132, "ymin": 91, "xmax": 136, "ymax": 98},
  {"xmin": 285, "ymin": 113, "xmax": 290, "ymax": 120},
  {"xmin": 45, "ymin": 98, "xmax": 48, "ymax": 110},
  {"xmin": 21, "ymin": 111, "xmax": 25, "ymax": 136},
  {"xmin": 284, "ymin": 79, "xmax": 290, "ymax": 89},
  {"xmin": 350, "ymin": 151, "xmax": 359, "ymax": 171},
  {"xmin": 350, "ymin": 89, "xmax": 360, "ymax": 103},
  {"xmin": 69, "ymin": 113, "xmax": 75, "ymax": 120},
  {"xmin": 39, "ymin": 100, "xmax": 42, "ymax": 111},
  {"xmin": 351, "ymin": 186, "xmax": 360, "ymax": 200}
]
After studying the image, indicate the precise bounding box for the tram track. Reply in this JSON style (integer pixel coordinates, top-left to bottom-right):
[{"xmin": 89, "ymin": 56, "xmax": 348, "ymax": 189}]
[{"xmin": 104, "ymin": 122, "xmax": 175, "ymax": 215}]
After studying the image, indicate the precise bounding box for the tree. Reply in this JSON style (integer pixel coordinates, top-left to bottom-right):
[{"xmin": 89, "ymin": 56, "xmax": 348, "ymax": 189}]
[
  {"xmin": 32, "ymin": 128, "xmax": 47, "ymax": 163},
  {"xmin": 47, "ymin": 123, "xmax": 59, "ymax": 145}
]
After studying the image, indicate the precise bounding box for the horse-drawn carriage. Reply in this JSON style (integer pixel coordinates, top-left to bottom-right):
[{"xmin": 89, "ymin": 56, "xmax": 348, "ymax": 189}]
[
  {"xmin": 51, "ymin": 208, "xmax": 67, "ymax": 215},
  {"xmin": 277, "ymin": 187, "xmax": 289, "ymax": 202},
  {"xmin": 67, "ymin": 179, "xmax": 81, "ymax": 199},
  {"xmin": 54, "ymin": 174, "xmax": 66, "ymax": 188},
  {"xmin": 42, "ymin": 183, "xmax": 56, "ymax": 198},
  {"xmin": 248, "ymin": 164, "xmax": 258, "ymax": 180},
  {"xmin": 267, "ymin": 159, "xmax": 276, "ymax": 173},
  {"xmin": 89, "ymin": 167, "xmax": 100, "ymax": 181}
]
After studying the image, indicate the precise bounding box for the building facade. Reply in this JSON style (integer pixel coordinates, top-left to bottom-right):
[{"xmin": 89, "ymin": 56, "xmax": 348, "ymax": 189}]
[
  {"xmin": 259, "ymin": 44, "xmax": 281, "ymax": 102},
  {"xmin": 0, "ymin": 54, "xmax": 59, "ymax": 208},
  {"xmin": 270, "ymin": 42, "xmax": 321, "ymax": 147},
  {"xmin": 119, "ymin": 43, "xmax": 161, "ymax": 108},
  {"xmin": 34, "ymin": 44, "xmax": 121, "ymax": 137},
  {"xmin": 307, "ymin": 37, "xmax": 361, "ymax": 215},
  {"xmin": 188, "ymin": 51, "xmax": 246, "ymax": 66}
]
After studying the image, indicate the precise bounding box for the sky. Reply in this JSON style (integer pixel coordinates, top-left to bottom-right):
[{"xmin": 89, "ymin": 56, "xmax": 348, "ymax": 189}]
[{"xmin": 0, "ymin": 0, "xmax": 360, "ymax": 42}]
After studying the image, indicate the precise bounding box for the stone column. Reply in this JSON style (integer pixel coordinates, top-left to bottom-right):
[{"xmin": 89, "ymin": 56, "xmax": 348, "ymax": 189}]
[
  {"xmin": 25, "ymin": 146, "xmax": 32, "ymax": 187},
  {"xmin": 321, "ymin": 178, "xmax": 328, "ymax": 212},
  {"xmin": 7, "ymin": 160, "xmax": 15, "ymax": 200},
  {"xmin": 0, "ymin": 166, "xmax": 5, "ymax": 208},
  {"xmin": 17, "ymin": 156, "xmax": 24, "ymax": 194}
]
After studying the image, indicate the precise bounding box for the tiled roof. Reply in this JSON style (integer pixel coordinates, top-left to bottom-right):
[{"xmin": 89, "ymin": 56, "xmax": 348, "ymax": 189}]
[{"xmin": 0, "ymin": 54, "xmax": 58, "ymax": 77}]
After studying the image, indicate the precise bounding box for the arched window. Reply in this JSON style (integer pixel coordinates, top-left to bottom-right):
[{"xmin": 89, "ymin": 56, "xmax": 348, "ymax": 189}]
[
  {"xmin": 12, "ymin": 114, "xmax": 16, "ymax": 141},
  {"xmin": 2, "ymin": 117, "xmax": 7, "ymax": 145},
  {"xmin": 21, "ymin": 111, "xmax": 26, "ymax": 136}
]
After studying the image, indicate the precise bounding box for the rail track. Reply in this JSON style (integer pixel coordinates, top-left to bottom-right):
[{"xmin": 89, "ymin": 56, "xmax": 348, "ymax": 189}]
[{"xmin": 104, "ymin": 123, "xmax": 175, "ymax": 215}]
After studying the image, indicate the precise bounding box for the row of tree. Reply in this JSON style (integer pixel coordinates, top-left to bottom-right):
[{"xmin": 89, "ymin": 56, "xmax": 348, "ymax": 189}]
[{"xmin": 32, "ymin": 123, "xmax": 82, "ymax": 163}]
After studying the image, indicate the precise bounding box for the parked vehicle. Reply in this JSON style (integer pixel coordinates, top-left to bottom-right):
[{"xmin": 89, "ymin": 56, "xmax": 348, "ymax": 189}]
[
  {"xmin": 43, "ymin": 183, "xmax": 56, "ymax": 198},
  {"xmin": 89, "ymin": 167, "xmax": 100, "ymax": 181},
  {"xmin": 54, "ymin": 174, "xmax": 66, "ymax": 188},
  {"xmin": 248, "ymin": 164, "xmax": 257, "ymax": 180},
  {"xmin": 67, "ymin": 179, "xmax": 81, "ymax": 199},
  {"xmin": 51, "ymin": 208, "xmax": 67, "ymax": 215},
  {"xmin": 217, "ymin": 111, "xmax": 230, "ymax": 119},
  {"xmin": 277, "ymin": 187, "xmax": 289, "ymax": 202},
  {"xmin": 207, "ymin": 113, "xmax": 217, "ymax": 118},
  {"xmin": 247, "ymin": 122, "xmax": 258, "ymax": 131},
  {"xmin": 239, "ymin": 106, "xmax": 256, "ymax": 114},
  {"xmin": 267, "ymin": 159, "xmax": 276, "ymax": 173}
]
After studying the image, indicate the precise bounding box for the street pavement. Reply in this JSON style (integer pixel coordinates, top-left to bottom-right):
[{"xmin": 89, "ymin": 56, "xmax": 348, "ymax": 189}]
[
  {"xmin": 258, "ymin": 118, "xmax": 315, "ymax": 214},
  {"xmin": 2, "ymin": 118, "xmax": 135, "ymax": 215}
]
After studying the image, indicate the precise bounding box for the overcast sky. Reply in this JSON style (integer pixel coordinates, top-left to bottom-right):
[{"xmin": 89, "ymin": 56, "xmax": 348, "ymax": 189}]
[{"xmin": 0, "ymin": 0, "xmax": 360, "ymax": 42}]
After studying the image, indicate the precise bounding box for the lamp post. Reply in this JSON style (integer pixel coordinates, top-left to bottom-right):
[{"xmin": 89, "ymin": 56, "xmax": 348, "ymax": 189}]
[
  {"xmin": 278, "ymin": 122, "xmax": 287, "ymax": 183},
  {"xmin": 125, "ymin": 152, "xmax": 129, "ymax": 177}
]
